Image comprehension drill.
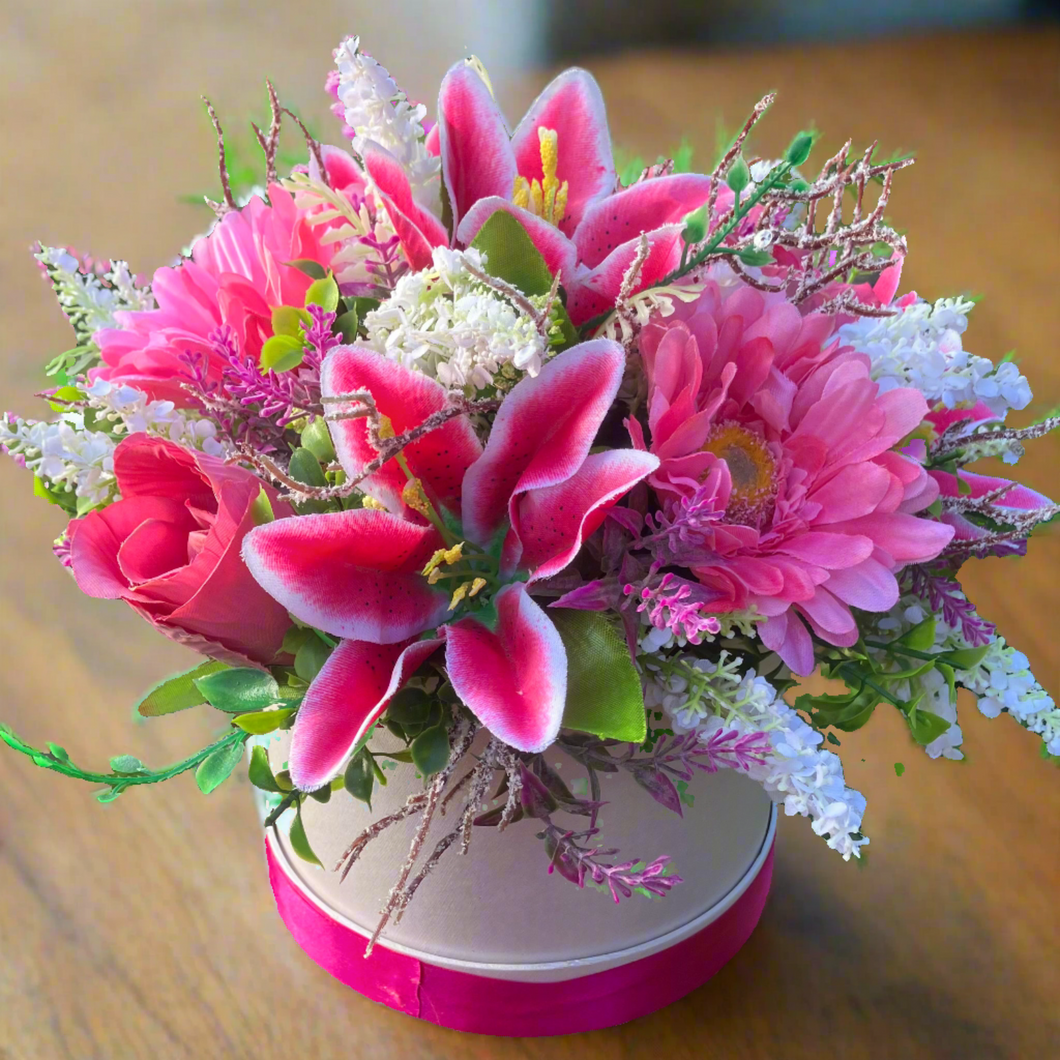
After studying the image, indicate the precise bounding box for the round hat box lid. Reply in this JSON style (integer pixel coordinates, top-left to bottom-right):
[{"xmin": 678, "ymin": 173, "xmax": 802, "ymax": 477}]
[{"xmin": 262, "ymin": 731, "xmax": 774, "ymax": 982}]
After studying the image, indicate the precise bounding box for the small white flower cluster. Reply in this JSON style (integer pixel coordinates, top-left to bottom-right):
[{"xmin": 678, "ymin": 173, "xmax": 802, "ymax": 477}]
[
  {"xmin": 363, "ymin": 246, "xmax": 554, "ymax": 392},
  {"xmin": 1, "ymin": 380, "xmax": 225, "ymax": 509},
  {"xmin": 872, "ymin": 597, "xmax": 1058, "ymax": 758},
  {"xmin": 334, "ymin": 36, "xmax": 440, "ymax": 214},
  {"xmin": 839, "ymin": 296, "xmax": 1032, "ymax": 420},
  {"xmin": 35, "ymin": 246, "xmax": 155, "ymax": 346},
  {"xmin": 642, "ymin": 651, "xmax": 869, "ymax": 859}
]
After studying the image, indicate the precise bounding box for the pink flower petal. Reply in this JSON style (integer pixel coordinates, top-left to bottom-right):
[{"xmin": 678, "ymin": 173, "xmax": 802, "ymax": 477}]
[
  {"xmin": 760, "ymin": 610, "xmax": 815, "ymax": 676},
  {"xmin": 776, "ymin": 530, "xmax": 874, "ymax": 570},
  {"xmin": 931, "ymin": 469, "xmax": 1053, "ymax": 511},
  {"xmin": 461, "ymin": 340, "xmax": 625, "ymax": 545},
  {"xmin": 361, "ymin": 141, "xmax": 449, "ymax": 270},
  {"xmin": 437, "ymin": 62, "xmax": 517, "ymax": 229},
  {"xmin": 510, "ymin": 67, "xmax": 615, "ymax": 236},
  {"xmin": 289, "ymin": 636, "xmax": 443, "ymax": 791},
  {"xmin": 445, "ymin": 584, "xmax": 566, "ymax": 752},
  {"xmin": 512, "ymin": 449, "xmax": 660, "ymax": 581},
  {"xmin": 573, "ymin": 174, "xmax": 713, "ymax": 268},
  {"xmin": 839, "ymin": 511, "xmax": 955, "ymax": 565},
  {"xmin": 241, "ymin": 509, "xmax": 448, "ymax": 643},
  {"xmin": 824, "ymin": 557, "xmax": 899, "ymax": 612},
  {"xmin": 321, "ymin": 345, "xmax": 482, "ymax": 517},
  {"xmin": 455, "ymin": 197, "xmax": 580, "ymax": 283}
]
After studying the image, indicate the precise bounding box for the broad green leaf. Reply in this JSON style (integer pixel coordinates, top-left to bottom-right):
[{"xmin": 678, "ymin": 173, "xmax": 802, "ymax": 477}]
[
  {"xmin": 736, "ymin": 247, "xmax": 773, "ymax": 267},
  {"xmin": 260, "ymin": 334, "xmax": 305, "ymax": 373},
  {"xmin": 232, "ymin": 707, "xmax": 296, "ymax": 735},
  {"xmin": 333, "ymin": 309, "xmax": 360, "ymax": 345},
  {"xmin": 271, "ymin": 305, "xmax": 311, "ymax": 338},
  {"xmin": 344, "ymin": 751, "xmax": 374, "ymax": 807},
  {"xmin": 937, "ymin": 646, "xmax": 990, "ymax": 671},
  {"xmin": 136, "ymin": 660, "xmax": 229, "ymax": 717},
  {"xmin": 897, "ymin": 616, "xmax": 936, "ymax": 653},
  {"xmin": 248, "ymin": 745, "xmax": 283, "ymax": 792},
  {"xmin": 551, "ymin": 610, "xmax": 647, "ymax": 743},
  {"xmin": 47, "ymin": 742, "xmax": 70, "ymax": 762},
  {"xmin": 288, "ymin": 447, "xmax": 327, "ymax": 488},
  {"xmin": 305, "ymin": 274, "xmax": 340, "ymax": 312},
  {"xmin": 385, "ymin": 687, "xmax": 432, "ymax": 728},
  {"xmin": 281, "ymin": 625, "xmax": 315, "ymax": 655},
  {"xmin": 411, "ymin": 724, "xmax": 450, "ymax": 776},
  {"xmin": 284, "ymin": 258, "xmax": 328, "ymax": 280},
  {"xmin": 250, "ymin": 487, "xmax": 275, "ymax": 526},
  {"xmin": 308, "ymin": 784, "xmax": 332, "ymax": 804},
  {"xmin": 300, "ymin": 417, "xmax": 336, "ymax": 464},
  {"xmin": 470, "ymin": 210, "xmax": 551, "ymax": 294},
  {"xmin": 195, "ymin": 736, "xmax": 247, "ymax": 794},
  {"xmin": 294, "ymin": 636, "xmax": 331, "ymax": 683},
  {"xmin": 46, "ymin": 385, "xmax": 84, "ymax": 412},
  {"xmin": 288, "ymin": 805, "xmax": 322, "ymax": 866},
  {"xmin": 194, "ymin": 668, "xmax": 281, "ymax": 713},
  {"xmin": 905, "ymin": 707, "xmax": 952, "ymax": 746}
]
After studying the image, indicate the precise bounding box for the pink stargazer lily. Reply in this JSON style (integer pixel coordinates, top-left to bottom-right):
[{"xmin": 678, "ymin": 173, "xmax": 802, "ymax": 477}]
[
  {"xmin": 242, "ymin": 340, "xmax": 658, "ymax": 790},
  {"xmin": 363, "ymin": 61, "xmax": 719, "ymax": 325}
]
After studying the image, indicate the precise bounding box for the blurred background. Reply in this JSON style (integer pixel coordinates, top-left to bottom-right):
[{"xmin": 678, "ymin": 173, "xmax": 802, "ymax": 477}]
[{"xmin": 0, "ymin": 3, "xmax": 1058, "ymax": 1058}]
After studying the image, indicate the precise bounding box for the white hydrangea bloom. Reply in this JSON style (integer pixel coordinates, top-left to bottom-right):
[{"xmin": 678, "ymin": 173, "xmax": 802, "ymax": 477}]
[
  {"xmin": 642, "ymin": 652, "xmax": 869, "ymax": 859},
  {"xmin": 333, "ymin": 36, "xmax": 440, "ymax": 215},
  {"xmin": 1, "ymin": 380, "xmax": 225, "ymax": 509},
  {"xmin": 363, "ymin": 246, "xmax": 554, "ymax": 393},
  {"xmin": 839, "ymin": 296, "xmax": 1032, "ymax": 420},
  {"xmin": 871, "ymin": 596, "xmax": 1057, "ymax": 758}
]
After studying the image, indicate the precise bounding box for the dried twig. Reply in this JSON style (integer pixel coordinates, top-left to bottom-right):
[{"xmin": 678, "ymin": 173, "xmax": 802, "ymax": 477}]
[
  {"xmin": 282, "ymin": 106, "xmax": 329, "ymax": 188},
  {"xmin": 201, "ymin": 96, "xmax": 237, "ymax": 217},
  {"xmin": 251, "ymin": 80, "xmax": 284, "ymax": 185}
]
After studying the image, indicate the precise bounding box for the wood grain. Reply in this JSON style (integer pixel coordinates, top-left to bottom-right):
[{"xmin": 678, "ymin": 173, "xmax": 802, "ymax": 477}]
[{"xmin": 1, "ymin": 19, "xmax": 1057, "ymax": 1060}]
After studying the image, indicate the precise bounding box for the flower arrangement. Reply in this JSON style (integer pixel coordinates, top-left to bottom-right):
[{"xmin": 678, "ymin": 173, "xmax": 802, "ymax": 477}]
[{"xmin": 3, "ymin": 36, "xmax": 1057, "ymax": 957}]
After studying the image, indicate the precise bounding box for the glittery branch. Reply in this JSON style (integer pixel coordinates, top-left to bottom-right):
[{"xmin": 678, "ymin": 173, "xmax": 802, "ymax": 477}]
[
  {"xmin": 201, "ymin": 96, "xmax": 237, "ymax": 217},
  {"xmin": 251, "ymin": 80, "xmax": 284, "ymax": 185}
]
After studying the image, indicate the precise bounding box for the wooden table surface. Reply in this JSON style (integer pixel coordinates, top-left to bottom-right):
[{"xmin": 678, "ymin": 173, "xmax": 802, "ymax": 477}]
[{"xmin": 1, "ymin": 18, "xmax": 1058, "ymax": 1060}]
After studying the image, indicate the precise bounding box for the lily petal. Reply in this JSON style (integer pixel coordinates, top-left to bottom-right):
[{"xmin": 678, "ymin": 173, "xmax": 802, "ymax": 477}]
[
  {"xmin": 321, "ymin": 345, "xmax": 482, "ymax": 517},
  {"xmin": 242, "ymin": 509, "xmax": 448, "ymax": 643},
  {"xmin": 361, "ymin": 141, "xmax": 449, "ymax": 270},
  {"xmin": 461, "ymin": 340, "xmax": 625, "ymax": 545},
  {"xmin": 573, "ymin": 174, "xmax": 713, "ymax": 269},
  {"xmin": 445, "ymin": 583, "xmax": 566, "ymax": 752},
  {"xmin": 513, "ymin": 449, "xmax": 660, "ymax": 581},
  {"xmin": 510, "ymin": 68, "xmax": 615, "ymax": 236},
  {"xmin": 437, "ymin": 61, "xmax": 517, "ymax": 230},
  {"xmin": 289, "ymin": 636, "xmax": 443, "ymax": 791}
]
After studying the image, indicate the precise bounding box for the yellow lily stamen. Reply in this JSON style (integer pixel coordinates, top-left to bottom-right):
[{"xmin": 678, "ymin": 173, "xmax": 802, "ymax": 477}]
[
  {"xmin": 401, "ymin": 478, "xmax": 432, "ymax": 519},
  {"xmin": 448, "ymin": 582, "xmax": 471, "ymax": 611},
  {"xmin": 509, "ymin": 126, "xmax": 569, "ymax": 228},
  {"xmin": 468, "ymin": 577, "xmax": 488, "ymax": 598},
  {"xmin": 360, "ymin": 495, "xmax": 388, "ymax": 511}
]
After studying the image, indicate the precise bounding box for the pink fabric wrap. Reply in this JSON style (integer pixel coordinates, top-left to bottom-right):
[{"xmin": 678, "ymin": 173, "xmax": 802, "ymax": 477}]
[{"xmin": 265, "ymin": 837, "xmax": 774, "ymax": 1036}]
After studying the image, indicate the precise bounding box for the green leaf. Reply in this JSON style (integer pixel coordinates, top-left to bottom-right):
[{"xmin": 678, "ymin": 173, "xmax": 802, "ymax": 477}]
[
  {"xmin": 411, "ymin": 724, "xmax": 450, "ymax": 776},
  {"xmin": 905, "ymin": 706, "xmax": 952, "ymax": 746},
  {"xmin": 736, "ymin": 247, "xmax": 774, "ymax": 267},
  {"xmin": 294, "ymin": 637, "xmax": 331, "ymax": 683},
  {"xmin": 385, "ymin": 687, "xmax": 432, "ymax": 728},
  {"xmin": 248, "ymin": 745, "xmax": 282, "ymax": 792},
  {"xmin": 194, "ymin": 735, "xmax": 247, "ymax": 794},
  {"xmin": 288, "ymin": 447, "xmax": 327, "ymax": 488},
  {"xmin": 343, "ymin": 751, "xmax": 375, "ymax": 807},
  {"xmin": 896, "ymin": 616, "xmax": 936, "ymax": 652},
  {"xmin": 937, "ymin": 646, "xmax": 990, "ymax": 671},
  {"xmin": 551, "ymin": 611, "xmax": 647, "ymax": 743},
  {"xmin": 281, "ymin": 626, "xmax": 315, "ymax": 656},
  {"xmin": 109, "ymin": 754, "xmax": 147, "ymax": 774},
  {"xmin": 333, "ymin": 309, "xmax": 360, "ymax": 345},
  {"xmin": 47, "ymin": 742, "xmax": 70, "ymax": 762},
  {"xmin": 260, "ymin": 334, "xmax": 305, "ymax": 373},
  {"xmin": 250, "ymin": 487, "xmax": 275, "ymax": 526},
  {"xmin": 96, "ymin": 787, "xmax": 125, "ymax": 804},
  {"xmin": 308, "ymin": 784, "xmax": 332, "ymax": 804},
  {"xmin": 271, "ymin": 305, "xmax": 310, "ymax": 338},
  {"xmin": 232, "ymin": 707, "xmax": 296, "ymax": 735},
  {"xmin": 785, "ymin": 131, "xmax": 816, "ymax": 167},
  {"xmin": 136, "ymin": 660, "xmax": 229, "ymax": 718},
  {"xmin": 894, "ymin": 762, "xmax": 905, "ymax": 777},
  {"xmin": 285, "ymin": 258, "xmax": 328, "ymax": 280},
  {"xmin": 300, "ymin": 417, "xmax": 336, "ymax": 464},
  {"xmin": 305, "ymin": 274, "xmax": 340, "ymax": 312},
  {"xmin": 726, "ymin": 156, "xmax": 750, "ymax": 195},
  {"xmin": 469, "ymin": 210, "xmax": 553, "ymax": 295},
  {"xmin": 194, "ymin": 668, "xmax": 281, "ymax": 713},
  {"xmin": 288, "ymin": 804, "xmax": 322, "ymax": 867}
]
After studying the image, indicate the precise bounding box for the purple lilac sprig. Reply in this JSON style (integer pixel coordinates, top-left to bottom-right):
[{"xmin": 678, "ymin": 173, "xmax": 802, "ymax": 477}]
[
  {"xmin": 902, "ymin": 567, "xmax": 996, "ymax": 647},
  {"xmin": 541, "ymin": 826, "xmax": 681, "ymax": 902},
  {"xmin": 627, "ymin": 572, "xmax": 722, "ymax": 645}
]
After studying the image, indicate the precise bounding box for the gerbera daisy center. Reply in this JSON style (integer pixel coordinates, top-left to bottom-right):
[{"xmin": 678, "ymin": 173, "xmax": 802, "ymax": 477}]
[{"xmin": 702, "ymin": 422, "xmax": 776, "ymax": 524}]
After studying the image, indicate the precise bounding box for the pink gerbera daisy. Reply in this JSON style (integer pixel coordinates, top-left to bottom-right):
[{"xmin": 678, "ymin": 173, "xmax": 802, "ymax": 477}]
[{"xmin": 628, "ymin": 274, "xmax": 954, "ymax": 674}]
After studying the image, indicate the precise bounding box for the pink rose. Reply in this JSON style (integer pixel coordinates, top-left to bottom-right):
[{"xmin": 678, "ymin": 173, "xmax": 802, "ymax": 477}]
[{"xmin": 69, "ymin": 434, "xmax": 292, "ymax": 666}]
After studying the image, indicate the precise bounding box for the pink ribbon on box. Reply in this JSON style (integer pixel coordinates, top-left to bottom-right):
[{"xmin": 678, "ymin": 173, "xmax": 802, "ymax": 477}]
[{"xmin": 265, "ymin": 837, "xmax": 774, "ymax": 1036}]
